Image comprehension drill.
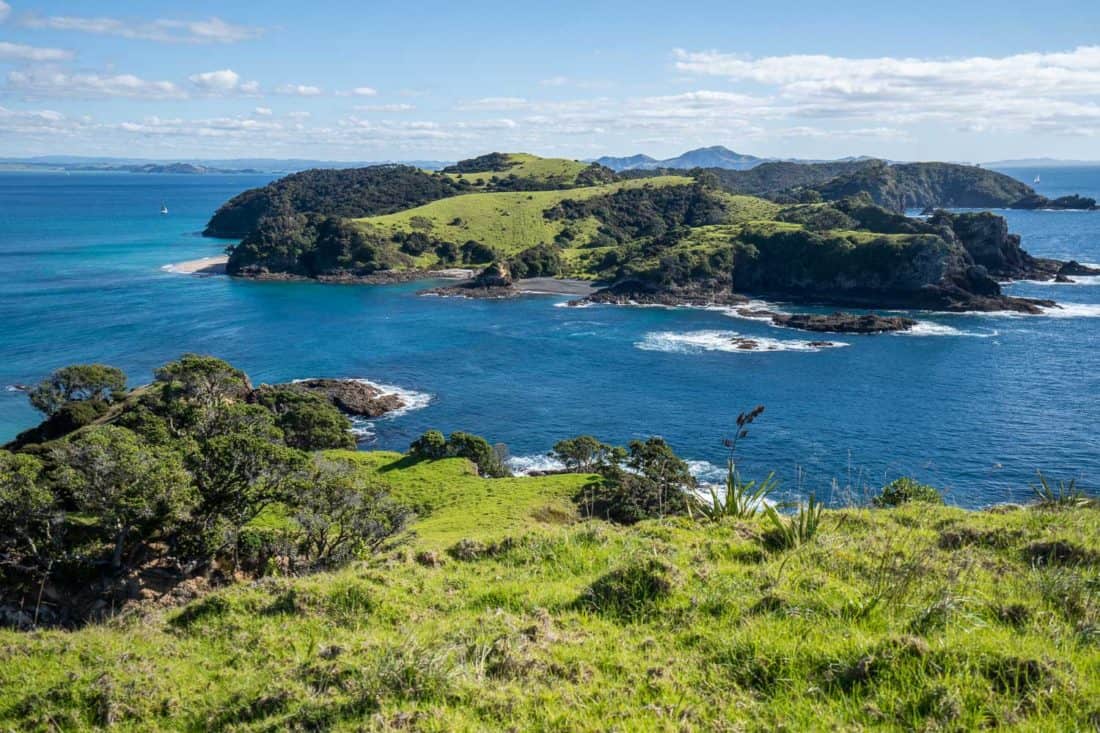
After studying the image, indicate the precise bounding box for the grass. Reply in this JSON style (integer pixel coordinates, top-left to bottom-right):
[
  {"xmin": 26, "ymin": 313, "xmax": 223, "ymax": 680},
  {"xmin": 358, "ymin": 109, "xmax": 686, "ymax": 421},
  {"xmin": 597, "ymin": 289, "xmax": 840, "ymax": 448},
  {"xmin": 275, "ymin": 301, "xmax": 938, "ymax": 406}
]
[
  {"xmin": 438, "ymin": 153, "xmax": 594, "ymax": 188},
  {"xmin": 356, "ymin": 176, "xmax": 693, "ymax": 269},
  {"xmin": 1, "ymin": 456, "xmax": 1097, "ymax": 731}
]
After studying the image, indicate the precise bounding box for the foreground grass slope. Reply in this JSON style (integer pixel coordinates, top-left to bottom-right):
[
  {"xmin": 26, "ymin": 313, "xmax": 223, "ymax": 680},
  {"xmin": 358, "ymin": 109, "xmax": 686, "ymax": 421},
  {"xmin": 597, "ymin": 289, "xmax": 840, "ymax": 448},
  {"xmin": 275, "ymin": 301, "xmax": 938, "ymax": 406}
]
[{"xmin": 1, "ymin": 453, "xmax": 1097, "ymax": 731}]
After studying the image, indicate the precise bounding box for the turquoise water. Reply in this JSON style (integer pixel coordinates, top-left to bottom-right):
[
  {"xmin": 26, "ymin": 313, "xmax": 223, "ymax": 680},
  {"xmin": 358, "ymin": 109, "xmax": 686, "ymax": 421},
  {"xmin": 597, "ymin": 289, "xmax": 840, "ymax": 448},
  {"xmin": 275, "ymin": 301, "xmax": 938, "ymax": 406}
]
[{"xmin": 1, "ymin": 170, "xmax": 1097, "ymax": 507}]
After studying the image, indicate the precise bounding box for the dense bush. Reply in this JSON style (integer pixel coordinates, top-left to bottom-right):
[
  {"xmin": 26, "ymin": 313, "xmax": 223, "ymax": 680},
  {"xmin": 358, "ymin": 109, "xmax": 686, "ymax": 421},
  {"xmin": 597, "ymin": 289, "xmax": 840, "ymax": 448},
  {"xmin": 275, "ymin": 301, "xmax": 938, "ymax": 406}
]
[
  {"xmin": 872, "ymin": 477, "xmax": 944, "ymax": 507},
  {"xmin": 544, "ymin": 184, "xmax": 727, "ymax": 243},
  {"xmin": 0, "ymin": 356, "xmax": 406, "ymax": 620},
  {"xmin": 409, "ymin": 430, "xmax": 510, "ymax": 478},
  {"xmin": 204, "ymin": 165, "xmax": 464, "ymax": 238},
  {"xmin": 508, "ymin": 243, "xmax": 563, "ymax": 278},
  {"xmin": 227, "ymin": 213, "xmax": 411, "ymax": 277},
  {"xmin": 576, "ymin": 437, "xmax": 694, "ymax": 524},
  {"xmin": 28, "ymin": 364, "xmax": 127, "ymax": 416}
]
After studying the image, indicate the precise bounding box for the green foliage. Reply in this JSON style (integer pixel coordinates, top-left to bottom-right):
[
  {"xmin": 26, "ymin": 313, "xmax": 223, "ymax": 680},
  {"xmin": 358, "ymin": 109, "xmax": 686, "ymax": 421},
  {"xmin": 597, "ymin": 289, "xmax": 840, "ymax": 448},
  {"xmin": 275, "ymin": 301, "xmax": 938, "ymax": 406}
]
[
  {"xmin": 578, "ymin": 557, "xmax": 676, "ymax": 620},
  {"xmin": 204, "ymin": 164, "xmax": 465, "ymax": 238},
  {"xmin": 0, "ymin": 451, "xmax": 55, "ymax": 563},
  {"xmin": 873, "ymin": 477, "xmax": 945, "ymax": 508},
  {"xmin": 764, "ymin": 494, "xmax": 825, "ymax": 550},
  {"xmin": 551, "ymin": 435, "xmax": 620, "ymax": 473},
  {"xmin": 693, "ymin": 461, "xmax": 779, "ymax": 521},
  {"xmin": 154, "ymin": 353, "xmax": 251, "ymax": 408},
  {"xmin": 250, "ymin": 385, "xmax": 355, "ymax": 451},
  {"xmin": 409, "ymin": 430, "xmax": 509, "ymax": 478},
  {"xmin": 507, "ymin": 242, "xmax": 563, "ymax": 278},
  {"xmin": 582, "ymin": 437, "xmax": 694, "ymax": 524},
  {"xmin": 1030, "ymin": 471, "xmax": 1093, "ymax": 509},
  {"xmin": 27, "ymin": 363, "xmax": 126, "ymax": 416},
  {"xmin": 409, "ymin": 429, "xmax": 447, "ymax": 460},
  {"xmin": 228, "ymin": 212, "xmax": 410, "ymax": 276},
  {"xmin": 291, "ymin": 456, "xmax": 410, "ymax": 568},
  {"xmin": 53, "ymin": 426, "xmax": 194, "ymax": 569}
]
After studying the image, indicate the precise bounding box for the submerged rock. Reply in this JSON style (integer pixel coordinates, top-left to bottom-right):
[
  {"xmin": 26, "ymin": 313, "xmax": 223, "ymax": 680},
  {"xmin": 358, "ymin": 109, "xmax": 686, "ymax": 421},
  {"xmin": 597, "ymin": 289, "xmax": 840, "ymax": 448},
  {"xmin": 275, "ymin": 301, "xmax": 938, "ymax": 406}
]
[{"xmin": 289, "ymin": 378, "xmax": 405, "ymax": 417}]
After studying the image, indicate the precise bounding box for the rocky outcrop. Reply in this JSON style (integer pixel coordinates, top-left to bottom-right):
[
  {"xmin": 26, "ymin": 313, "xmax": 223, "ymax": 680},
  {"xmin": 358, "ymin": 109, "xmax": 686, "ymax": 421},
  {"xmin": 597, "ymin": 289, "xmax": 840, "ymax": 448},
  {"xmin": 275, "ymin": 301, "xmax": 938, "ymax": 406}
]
[
  {"xmin": 1010, "ymin": 194, "xmax": 1097, "ymax": 211},
  {"xmin": 762, "ymin": 311, "xmax": 917, "ymax": 334},
  {"xmin": 576, "ymin": 279, "xmax": 748, "ymax": 307},
  {"xmin": 419, "ymin": 262, "xmax": 519, "ymax": 299},
  {"xmin": 288, "ymin": 379, "xmax": 405, "ymax": 417}
]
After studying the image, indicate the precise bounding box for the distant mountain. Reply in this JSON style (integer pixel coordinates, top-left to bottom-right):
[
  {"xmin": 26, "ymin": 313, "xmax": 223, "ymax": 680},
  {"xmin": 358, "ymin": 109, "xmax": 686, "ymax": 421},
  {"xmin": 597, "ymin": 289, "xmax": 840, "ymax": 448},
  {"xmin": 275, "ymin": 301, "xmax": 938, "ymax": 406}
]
[
  {"xmin": 594, "ymin": 146, "xmax": 770, "ymax": 172},
  {"xmin": 592, "ymin": 153, "xmax": 659, "ymax": 171}
]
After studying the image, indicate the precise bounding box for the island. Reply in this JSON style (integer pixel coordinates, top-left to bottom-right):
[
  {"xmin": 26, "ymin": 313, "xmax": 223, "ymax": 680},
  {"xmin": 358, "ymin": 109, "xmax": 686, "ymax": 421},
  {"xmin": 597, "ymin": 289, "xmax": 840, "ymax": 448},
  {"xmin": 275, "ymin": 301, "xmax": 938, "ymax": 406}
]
[{"xmin": 200, "ymin": 152, "xmax": 1100, "ymax": 332}]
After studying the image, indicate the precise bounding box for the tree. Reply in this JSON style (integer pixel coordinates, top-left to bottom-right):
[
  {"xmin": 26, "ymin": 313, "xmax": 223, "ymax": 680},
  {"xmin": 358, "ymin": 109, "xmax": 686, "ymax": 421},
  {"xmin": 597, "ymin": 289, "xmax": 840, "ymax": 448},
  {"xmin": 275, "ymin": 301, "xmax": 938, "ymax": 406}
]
[
  {"xmin": 28, "ymin": 364, "xmax": 126, "ymax": 416},
  {"xmin": 293, "ymin": 457, "xmax": 410, "ymax": 568},
  {"xmin": 409, "ymin": 430, "xmax": 448, "ymax": 460},
  {"xmin": 446, "ymin": 431, "xmax": 509, "ymax": 477},
  {"xmin": 581, "ymin": 437, "xmax": 693, "ymax": 524},
  {"xmin": 54, "ymin": 426, "xmax": 194, "ymax": 570},
  {"xmin": 187, "ymin": 432, "xmax": 308, "ymax": 558},
  {"xmin": 250, "ymin": 385, "xmax": 354, "ymax": 450},
  {"xmin": 154, "ymin": 354, "xmax": 251, "ymax": 408},
  {"xmin": 552, "ymin": 436, "xmax": 620, "ymax": 473},
  {"xmin": 0, "ymin": 451, "xmax": 57, "ymax": 564}
]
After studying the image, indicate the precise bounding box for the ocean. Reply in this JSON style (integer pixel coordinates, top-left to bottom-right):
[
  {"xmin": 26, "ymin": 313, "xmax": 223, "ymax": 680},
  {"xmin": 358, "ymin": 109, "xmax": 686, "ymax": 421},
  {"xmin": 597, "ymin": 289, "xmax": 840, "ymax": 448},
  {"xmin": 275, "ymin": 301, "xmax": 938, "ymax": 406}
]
[{"xmin": 1, "ymin": 168, "xmax": 1097, "ymax": 507}]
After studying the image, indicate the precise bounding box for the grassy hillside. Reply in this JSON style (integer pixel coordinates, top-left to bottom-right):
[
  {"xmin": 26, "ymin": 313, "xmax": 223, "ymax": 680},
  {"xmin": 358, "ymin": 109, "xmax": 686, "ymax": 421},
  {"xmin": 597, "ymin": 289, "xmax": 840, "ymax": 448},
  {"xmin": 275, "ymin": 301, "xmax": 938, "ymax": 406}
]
[
  {"xmin": 356, "ymin": 176, "xmax": 692, "ymax": 269},
  {"xmin": 439, "ymin": 153, "xmax": 594, "ymax": 188},
  {"xmin": 1, "ymin": 450, "xmax": 1097, "ymax": 731}
]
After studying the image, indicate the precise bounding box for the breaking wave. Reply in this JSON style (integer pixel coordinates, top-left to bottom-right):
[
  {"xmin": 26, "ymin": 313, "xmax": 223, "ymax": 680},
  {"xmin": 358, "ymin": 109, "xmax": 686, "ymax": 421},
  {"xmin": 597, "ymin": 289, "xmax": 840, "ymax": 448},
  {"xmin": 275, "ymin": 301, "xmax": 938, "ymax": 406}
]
[{"xmin": 635, "ymin": 330, "xmax": 847, "ymax": 354}]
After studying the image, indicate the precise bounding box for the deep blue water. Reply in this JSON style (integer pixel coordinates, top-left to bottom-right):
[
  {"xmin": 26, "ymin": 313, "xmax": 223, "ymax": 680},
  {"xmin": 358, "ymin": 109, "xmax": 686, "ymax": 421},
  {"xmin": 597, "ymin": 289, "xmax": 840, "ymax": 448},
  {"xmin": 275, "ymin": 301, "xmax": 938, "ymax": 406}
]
[{"xmin": 1, "ymin": 169, "xmax": 1097, "ymax": 507}]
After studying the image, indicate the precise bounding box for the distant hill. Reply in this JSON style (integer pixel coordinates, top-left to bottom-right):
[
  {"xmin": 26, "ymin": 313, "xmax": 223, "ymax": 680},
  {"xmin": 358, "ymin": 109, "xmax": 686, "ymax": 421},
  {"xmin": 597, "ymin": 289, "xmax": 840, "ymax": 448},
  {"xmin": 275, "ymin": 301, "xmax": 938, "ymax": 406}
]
[
  {"xmin": 985, "ymin": 158, "xmax": 1100, "ymax": 168},
  {"xmin": 595, "ymin": 146, "xmax": 768, "ymax": 171},
  {"xmin": 592, "ymin": 153, "xmax": 659, "ymax": 171},
  {"xmin": 0, "ymin": 156, "xmax": 455, "ymax": 174}
]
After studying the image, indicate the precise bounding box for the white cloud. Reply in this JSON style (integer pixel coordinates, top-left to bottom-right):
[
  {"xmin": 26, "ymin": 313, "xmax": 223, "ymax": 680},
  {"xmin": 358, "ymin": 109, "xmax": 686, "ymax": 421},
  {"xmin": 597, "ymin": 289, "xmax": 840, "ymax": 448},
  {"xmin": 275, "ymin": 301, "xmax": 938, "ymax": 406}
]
[
  {"xmin": 672, "ymin": 46, "xmax": 1100, "ymax": 136},
  {"xmin": 286, "ymin": 111, "xmax": 311, "ymax": 119},
  {"xmin": 187, "ymin": 69, "xmax": 256, "ymax": 96},
  {"xmin": 540, "ymin": 76, "xmax": 569, "ymax": 87},
  {"xmin": 0, "ymin": 2, "xmax": 11, "ymax": 23},
  {"xmin": 0, "ymin": 40, "xmax": 74, "ymax": 61},
  {"xmin": 0, "ymin": 105, "xmax": 89, "ymax": 137},
  {"xmin": 254, "ymin": 106, "xmax": 273, "ymax": 116},
  {"xmin": 338, "ymin": 86, "xmax": 377, "ymax": 97},
  {"xmin": 7, "ymin": 69, "xmax": 184, "ymax": 99},
  {"xmin": 117, "ymin": 115, "xmax": 284, "ymax": 138},
  {"xmin": 275, "ymin": 83, "xmax": 322, "ymax": 96},
  {"xmin": 21, "ymin": 14, "xmax": 263, "ymax": 44},
  {"xmin": 354, "ymin": 103, "xmax": 415, "ymax": 113},
  {"xmin": 456, "ymin": 96, "xmax": 529, "ymax": 111}
]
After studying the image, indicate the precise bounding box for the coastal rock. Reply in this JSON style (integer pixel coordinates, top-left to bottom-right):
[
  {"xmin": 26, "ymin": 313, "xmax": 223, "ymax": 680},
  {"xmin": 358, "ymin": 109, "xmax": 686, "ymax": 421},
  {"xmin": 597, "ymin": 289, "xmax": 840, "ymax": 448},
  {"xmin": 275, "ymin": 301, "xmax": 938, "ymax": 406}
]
[
  {"xmin": 1058, "ymin": 260, "xmax": 1100, "ymax": 277},
  {"xmin": 768, "ymin": 312, "xmax": 917, "ymax": 334},
  {"xmin": 419, "ymin": 262, "xmax": 519, "ymax": 299},
  {"xmin": 288, "ymin": 378, "xmax": 405, "ymax": 417},
  {"xmin": 578, "ymin": 280, "xmax": 748, "ymax": 308},
  {"xmin": 1010, "ymin": 193, "xmax": 1097, "ymax": 211}
]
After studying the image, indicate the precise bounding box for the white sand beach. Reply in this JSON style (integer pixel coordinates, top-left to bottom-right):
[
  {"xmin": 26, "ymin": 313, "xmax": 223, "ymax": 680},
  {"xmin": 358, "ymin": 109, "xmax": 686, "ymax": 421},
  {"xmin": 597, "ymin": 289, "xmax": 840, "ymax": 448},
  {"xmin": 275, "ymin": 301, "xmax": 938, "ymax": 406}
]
[{"xmin": 163, "ymin": 256, "xmax": 228, "ymax": 275}]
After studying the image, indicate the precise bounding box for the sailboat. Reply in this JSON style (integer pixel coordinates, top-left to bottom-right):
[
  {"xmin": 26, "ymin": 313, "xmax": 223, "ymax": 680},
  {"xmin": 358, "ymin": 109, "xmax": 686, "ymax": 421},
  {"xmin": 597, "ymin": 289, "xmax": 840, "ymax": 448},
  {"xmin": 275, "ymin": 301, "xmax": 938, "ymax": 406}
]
[
  {"xmin": 1033, "ymin": 174, "xmax": 1041, "ymax": 184},
  {"xmin": 160, "ymin": 203, "xmax": 168, "ymax": 215}
]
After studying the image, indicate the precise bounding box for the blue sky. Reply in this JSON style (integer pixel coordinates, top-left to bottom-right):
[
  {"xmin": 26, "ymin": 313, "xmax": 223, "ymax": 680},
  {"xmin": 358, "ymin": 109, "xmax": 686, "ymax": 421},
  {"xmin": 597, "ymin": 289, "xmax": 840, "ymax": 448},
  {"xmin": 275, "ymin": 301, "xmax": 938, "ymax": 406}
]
[{"xmin": 2, "ymin": 0, "xmax": 1100, "ymax": 161}]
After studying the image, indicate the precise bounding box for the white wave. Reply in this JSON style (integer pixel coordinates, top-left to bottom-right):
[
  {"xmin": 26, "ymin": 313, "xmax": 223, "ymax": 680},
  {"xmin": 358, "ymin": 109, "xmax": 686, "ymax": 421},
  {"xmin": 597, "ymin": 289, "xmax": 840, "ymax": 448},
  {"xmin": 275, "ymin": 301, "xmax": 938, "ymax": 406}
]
[
  {"xmin": 507, "ymin": 453, "xmax": 566, "ymax": 475},
  {"xmin": 636, "ymin": 330, "xmax": 846, "ymax": 354},
  {"xmin": 686, "ymin": 459, "xmax": 728, "ymax": 484},
  {"xmin": 901, "ymin": 321, "xmax": 1000, "ymax": 338},
  {"xmin": 4, "ymin": 385, "xmax": 26, "ymax": 393},
  {"xmin": 1013, "ymin": 275, "xmax": 1100, "ymax": 287},
  {"xmin": 1039, "ymin": 302, "xmax": 1100, "ymax": 318},
  {"xmin": 553, "ymin": 300, "xmax": 592, "ymax": 308},
  {"xmin": 710, "ymin": 299, "xmax": 788, "ymax": 323},
  {"xmin": 351, "ymin": 379, "xmax": 433, "ymax": 418}
]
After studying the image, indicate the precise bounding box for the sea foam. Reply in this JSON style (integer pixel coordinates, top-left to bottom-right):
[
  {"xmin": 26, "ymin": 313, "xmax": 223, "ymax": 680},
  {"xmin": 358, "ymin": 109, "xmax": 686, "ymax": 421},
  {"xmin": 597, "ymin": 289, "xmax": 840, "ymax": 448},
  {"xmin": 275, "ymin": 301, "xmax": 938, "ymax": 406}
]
[{"xmin": 635, "ymin": 330, "xmax": 846, "ymax": 354}]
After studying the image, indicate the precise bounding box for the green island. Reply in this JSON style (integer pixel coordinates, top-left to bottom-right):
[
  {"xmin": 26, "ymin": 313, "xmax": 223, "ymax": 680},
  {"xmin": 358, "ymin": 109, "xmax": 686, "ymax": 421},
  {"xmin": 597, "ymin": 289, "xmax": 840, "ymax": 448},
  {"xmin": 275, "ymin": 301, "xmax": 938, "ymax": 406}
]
[
  {"xmin": 1, "ymin": 356, "xmax": 1098, "ymax": 730},
  {"xmin": 208, "ymin": 153, "xmax": 1099, "ymax": 326}
]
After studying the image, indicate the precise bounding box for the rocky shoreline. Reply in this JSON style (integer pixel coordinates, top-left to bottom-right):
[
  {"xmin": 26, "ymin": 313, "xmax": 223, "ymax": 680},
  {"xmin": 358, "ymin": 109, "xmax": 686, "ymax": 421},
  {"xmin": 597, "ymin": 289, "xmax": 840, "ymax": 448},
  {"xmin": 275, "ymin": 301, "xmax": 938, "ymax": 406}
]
[{"xmin": 278, "ymin": 378, "xmax": 407, "ymax": 418}]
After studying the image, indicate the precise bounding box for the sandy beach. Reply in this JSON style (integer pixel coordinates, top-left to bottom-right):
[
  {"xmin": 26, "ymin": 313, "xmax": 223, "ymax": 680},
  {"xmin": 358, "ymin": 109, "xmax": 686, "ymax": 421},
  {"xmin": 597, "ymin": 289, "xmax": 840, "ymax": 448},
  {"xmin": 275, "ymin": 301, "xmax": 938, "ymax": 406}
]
[{"xmin": 163, "ymin": 256, "xmax": 228, "ymax": 275}]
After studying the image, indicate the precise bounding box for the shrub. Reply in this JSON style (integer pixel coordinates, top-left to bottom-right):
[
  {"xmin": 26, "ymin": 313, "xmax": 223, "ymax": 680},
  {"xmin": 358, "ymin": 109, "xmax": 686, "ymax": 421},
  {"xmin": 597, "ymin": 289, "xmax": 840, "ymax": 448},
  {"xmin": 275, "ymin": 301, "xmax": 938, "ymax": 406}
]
[
  {"xmin": 409, "ymin": 430, "xmax": 510, "ymax": 477},
  {"xmin": 577, "ymin": 558, "xmax": 677, "ymax": 620},
  {"xmin": 872, "ymin": 478, "xmax": 944, "ymax": 507},
  {"xmin": 409, "ymin": 430, "xmax": 448, "ymax": 460},
  {"xmin": 764, "ymin": 494, "xmax": 825, "ymax": 550},
  {"xmin": 576, "ymin": 437, "xmax": 693, "ymax": 524},
  {"xmin": 27, "ymin": 364, "xmax": 127, "ymax": 416},
  {"xmin": 1030, "ymin": 471, "xmax": 1092, "ymax": 509}
]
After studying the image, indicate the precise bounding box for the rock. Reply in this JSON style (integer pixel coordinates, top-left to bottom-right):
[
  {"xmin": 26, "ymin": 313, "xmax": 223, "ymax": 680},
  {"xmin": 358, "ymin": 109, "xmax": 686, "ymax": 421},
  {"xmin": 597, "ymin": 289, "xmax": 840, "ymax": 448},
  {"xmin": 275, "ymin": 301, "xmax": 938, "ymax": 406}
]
[
  {"xmin": 731, "ymin": 338, "xmax": 759, "ymax": 350},
  {"xmin": 290, "ymin": 378, "xmax": 405, "ymax": 417},
  {"xmin": 415, "ymin": 550, "xmax": 443, "ymax": 568},
  {"xmin": 473, "ymin": 261, "xmax": 513, "ymax": 288},
  {"xmin": 1058, "ymin": 260, "xmax": 1100, "ymax": 277},
  {"xmin": 769, "ymin": 311, "xmax": 916, "ymax": 334}
]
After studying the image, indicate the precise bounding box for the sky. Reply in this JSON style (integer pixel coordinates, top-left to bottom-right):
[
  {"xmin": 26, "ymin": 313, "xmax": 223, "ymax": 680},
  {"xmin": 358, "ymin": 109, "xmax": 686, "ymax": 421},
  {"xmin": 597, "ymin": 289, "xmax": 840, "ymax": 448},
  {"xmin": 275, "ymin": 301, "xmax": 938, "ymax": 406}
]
[{"xmin": 2, "ymin": 0, "xmax": 1100, "ymax": 162}]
